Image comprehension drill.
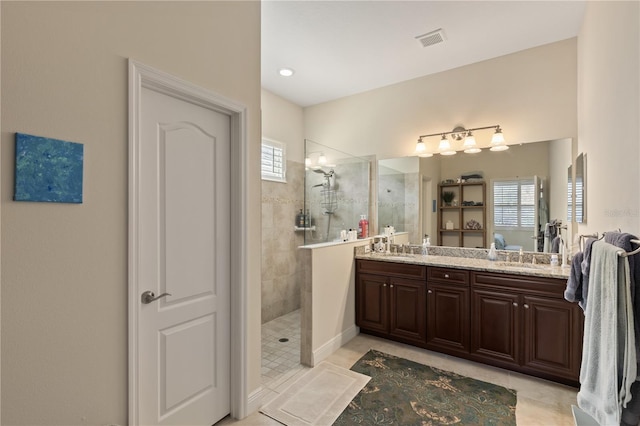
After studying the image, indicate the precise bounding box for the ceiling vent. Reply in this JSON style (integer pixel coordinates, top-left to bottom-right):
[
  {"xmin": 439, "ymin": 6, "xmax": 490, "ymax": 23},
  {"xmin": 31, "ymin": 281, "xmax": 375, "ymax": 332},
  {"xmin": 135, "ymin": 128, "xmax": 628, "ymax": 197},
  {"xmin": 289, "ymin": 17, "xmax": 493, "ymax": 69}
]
[{"xmin": 415, "ymin": 28, "xmax": 446, "ymax": 48}]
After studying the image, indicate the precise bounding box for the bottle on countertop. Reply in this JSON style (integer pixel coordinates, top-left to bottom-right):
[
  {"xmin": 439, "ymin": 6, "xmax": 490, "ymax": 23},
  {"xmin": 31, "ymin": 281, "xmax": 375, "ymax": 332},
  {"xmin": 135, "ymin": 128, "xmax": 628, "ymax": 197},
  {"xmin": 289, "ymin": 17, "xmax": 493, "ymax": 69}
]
[
  {"xmin": 358, "ymin": 215, "xmax": 369, "ymax": 238},
  {"xmin": 421, "ymin": 235, "xmax": 431, "ymax": 256},
  {"xmin": 296, "ymin": 209, "xmax": 305, "ymax": 227},
  {"xmin": 488, "ymin": 242, "xmax": 498, "ymax": 261}
]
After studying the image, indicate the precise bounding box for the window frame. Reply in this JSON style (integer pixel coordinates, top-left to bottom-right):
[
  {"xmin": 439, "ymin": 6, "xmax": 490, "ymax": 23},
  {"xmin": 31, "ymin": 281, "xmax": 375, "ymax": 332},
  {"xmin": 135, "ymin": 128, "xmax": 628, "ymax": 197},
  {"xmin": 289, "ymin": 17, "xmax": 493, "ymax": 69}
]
[
  {"xmin": 492, "ymin": 177, "xmax": 536, "ymax": 230},
  {"xmin": 261, "ymin": 137, "xmax": 287, "ymax": 183}
]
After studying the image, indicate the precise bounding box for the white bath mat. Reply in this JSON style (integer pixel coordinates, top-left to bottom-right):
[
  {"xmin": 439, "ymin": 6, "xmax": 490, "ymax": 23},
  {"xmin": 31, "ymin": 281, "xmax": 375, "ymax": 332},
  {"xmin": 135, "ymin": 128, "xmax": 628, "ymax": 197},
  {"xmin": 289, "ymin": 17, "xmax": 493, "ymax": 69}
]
[{"xmin": 260, "ymin": 362, "xmax": 370, "ymax": 426}]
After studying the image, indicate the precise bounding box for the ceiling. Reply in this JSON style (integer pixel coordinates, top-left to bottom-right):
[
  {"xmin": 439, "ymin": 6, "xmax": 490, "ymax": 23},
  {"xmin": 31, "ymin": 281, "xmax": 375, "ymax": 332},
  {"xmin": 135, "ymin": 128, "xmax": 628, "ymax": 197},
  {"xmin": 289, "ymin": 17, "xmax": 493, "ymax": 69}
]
[{"xmin": 262, "ymin": 1, "xmax": 586, "ymax": 107}]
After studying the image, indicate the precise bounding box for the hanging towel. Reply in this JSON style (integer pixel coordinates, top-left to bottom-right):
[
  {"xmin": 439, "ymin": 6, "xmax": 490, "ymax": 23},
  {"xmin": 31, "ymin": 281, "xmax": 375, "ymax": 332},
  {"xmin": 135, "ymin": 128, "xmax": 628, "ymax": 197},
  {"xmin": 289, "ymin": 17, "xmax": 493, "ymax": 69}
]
[
  {"xmin": 579, "ymin": 238, "xmax": 597, "ymax": 309},
  {"xmin": 564, "ymin": 251, "xmax": 584, "ymax": 307},
  {"xmin": 544, "ymin": 221, "xmax": 559, "ymax": 253},
  {"xmin": 551, "ymin": 235, "xmax": 561, "ymax": 253},
  {"xmin": 604, "ymin": 232, "xmax": 640, "ymax": 421},
  {"xmin": 578, "ymin": 240, "xmax": 636, "ymax": 425},
  {"xmin": 605, "ymin": 232, "xmax": 640, "ymax": 304}
]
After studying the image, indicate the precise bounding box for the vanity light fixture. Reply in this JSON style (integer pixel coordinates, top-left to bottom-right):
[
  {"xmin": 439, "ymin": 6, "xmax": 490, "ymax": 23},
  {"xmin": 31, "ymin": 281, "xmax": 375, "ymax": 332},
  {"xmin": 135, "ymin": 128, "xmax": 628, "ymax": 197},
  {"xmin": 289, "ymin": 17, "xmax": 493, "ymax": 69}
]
[
  {"xmin": 489, "ymin": 126, "xmax": 508, "ymax": 151},
  {"xmin": 305, "ymin": 156, "xmax": 311, "ymax": 167},
  {"xmin": 462, "ymin": 131, "xmax": 481, "ymax": 154},
  {"xmin": 318, "ymin": 153, "xmax": 327, "ymax": 165},
  {"xmin": 416, "ymin": 124, "xmax": 508, "ymax": 155},
  {"xmin": 438, "ymin": 134, "xmax": 456, "ymax": 156}
]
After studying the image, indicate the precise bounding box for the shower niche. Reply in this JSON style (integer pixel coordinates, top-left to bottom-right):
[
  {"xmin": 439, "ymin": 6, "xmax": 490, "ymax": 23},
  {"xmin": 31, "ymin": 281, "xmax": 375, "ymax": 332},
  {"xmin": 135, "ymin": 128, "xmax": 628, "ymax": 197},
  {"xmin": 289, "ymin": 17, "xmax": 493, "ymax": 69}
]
[{"xmin": 303, "ymin": 139, "xmax": 370, "ymax": 244}]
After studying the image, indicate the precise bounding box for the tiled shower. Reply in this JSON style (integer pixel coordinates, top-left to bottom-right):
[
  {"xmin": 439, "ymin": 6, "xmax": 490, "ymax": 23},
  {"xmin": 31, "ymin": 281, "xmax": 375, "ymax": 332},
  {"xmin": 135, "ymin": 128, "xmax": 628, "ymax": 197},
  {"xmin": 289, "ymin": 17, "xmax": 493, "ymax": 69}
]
[{"xmin": 260, "ymin": 139, "xmax": 370, "ymax": 385}]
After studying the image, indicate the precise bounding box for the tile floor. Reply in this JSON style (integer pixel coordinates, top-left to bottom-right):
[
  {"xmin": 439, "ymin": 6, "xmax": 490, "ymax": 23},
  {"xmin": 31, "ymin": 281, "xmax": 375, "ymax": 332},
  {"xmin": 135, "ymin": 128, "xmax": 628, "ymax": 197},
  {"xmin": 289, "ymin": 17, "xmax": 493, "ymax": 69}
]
[
  {"xmin": 220, "ymin": 312, "xmax": 579, "ymax": 425},
  {"xmin": 260, "ymin": 309, "xmax": 306, "ymax": 392}
]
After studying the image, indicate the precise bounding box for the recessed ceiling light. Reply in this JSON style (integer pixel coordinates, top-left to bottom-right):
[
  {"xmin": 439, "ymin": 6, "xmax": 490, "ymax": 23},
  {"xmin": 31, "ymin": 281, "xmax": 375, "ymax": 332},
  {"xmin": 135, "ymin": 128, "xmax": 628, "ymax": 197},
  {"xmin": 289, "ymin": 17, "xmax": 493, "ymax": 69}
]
[{"xmin": 279, "ymin": 68, "xmax": 295, "ymax": 77}]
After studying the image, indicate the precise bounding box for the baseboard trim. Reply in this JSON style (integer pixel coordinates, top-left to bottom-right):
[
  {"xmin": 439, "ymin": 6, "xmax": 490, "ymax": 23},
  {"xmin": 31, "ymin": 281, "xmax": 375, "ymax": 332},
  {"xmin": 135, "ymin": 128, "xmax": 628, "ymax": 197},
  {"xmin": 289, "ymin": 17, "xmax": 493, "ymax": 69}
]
[
  {"xmin": 312, "ymin": 325, "xmax": 359, "ymax": 366},
  {"xmin": 245, "ymin": 386, "xmax": 263, "ymax": 417}
]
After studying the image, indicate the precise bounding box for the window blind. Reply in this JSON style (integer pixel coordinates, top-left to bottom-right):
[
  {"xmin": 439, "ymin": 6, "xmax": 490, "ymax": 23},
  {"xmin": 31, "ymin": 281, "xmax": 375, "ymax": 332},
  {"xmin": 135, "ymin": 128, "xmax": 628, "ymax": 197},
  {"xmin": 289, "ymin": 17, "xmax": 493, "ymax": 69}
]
[
  {"xmin": 493, "ymin": 179, "xmax": 535, "ymax": 228},
  {"xmin": 261, "ymin": 139, "xmax": 286, "ymax": 182}
]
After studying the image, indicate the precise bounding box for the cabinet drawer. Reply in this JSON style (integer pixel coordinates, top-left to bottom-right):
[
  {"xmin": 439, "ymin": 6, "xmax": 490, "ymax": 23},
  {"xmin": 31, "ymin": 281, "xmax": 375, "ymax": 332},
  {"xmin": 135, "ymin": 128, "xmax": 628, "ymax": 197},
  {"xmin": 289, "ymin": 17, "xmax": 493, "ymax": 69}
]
[
  {"xmin": 428, "ymin": 267, "xmax": 469, "ymax": 286},
  {"xmin": 471, "ymin": 271, "xmax": 566, "ymax": 298},
  {"xmin": 357, "ymin": 259, "xmax": 426, "ymax": 280}
]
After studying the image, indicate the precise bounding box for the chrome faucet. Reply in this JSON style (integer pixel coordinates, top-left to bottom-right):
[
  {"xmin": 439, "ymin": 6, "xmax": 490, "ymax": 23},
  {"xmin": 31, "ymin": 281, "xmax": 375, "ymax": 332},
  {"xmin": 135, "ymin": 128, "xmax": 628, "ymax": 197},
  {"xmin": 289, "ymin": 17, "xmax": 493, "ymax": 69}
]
[{"xmin": 518, "ymin": 248, "xmax": 524, "ymax": 263}]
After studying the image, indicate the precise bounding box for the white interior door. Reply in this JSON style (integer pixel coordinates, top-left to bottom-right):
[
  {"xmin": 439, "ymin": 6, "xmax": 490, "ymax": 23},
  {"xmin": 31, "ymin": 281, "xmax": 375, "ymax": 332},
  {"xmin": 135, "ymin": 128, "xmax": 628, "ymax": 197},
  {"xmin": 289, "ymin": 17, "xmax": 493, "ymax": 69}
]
[{"xmin": 136, "ymin": 85, "xmax": 231, "ymax": 425}]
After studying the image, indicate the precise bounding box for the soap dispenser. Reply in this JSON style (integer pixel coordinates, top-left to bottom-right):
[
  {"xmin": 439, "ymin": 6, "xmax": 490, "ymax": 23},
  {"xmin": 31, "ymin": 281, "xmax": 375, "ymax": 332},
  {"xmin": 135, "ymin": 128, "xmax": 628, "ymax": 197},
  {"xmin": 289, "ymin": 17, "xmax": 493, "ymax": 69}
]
[
  {"xmin": 488, "ymin": 242, "xmax": 498, "ymax": 261},
  {"xmin": 421, "ymin": 234, "xmax": 430, "ymax": 256}
]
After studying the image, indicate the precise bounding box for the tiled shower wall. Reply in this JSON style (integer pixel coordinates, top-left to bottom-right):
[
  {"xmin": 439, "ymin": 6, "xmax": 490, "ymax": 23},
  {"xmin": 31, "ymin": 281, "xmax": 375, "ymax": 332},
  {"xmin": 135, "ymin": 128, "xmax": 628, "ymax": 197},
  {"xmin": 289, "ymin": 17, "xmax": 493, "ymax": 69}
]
[
  {"xmin": 304, "ymin": 161, "xmax": 370, "ymax": 244},
  {"xmin": 378, "ymin": 171, "xmax": 420, "ymax": 242},
  {"xmin": 261, "ymin": 160, "xmax": 305, "ymax": 323}
]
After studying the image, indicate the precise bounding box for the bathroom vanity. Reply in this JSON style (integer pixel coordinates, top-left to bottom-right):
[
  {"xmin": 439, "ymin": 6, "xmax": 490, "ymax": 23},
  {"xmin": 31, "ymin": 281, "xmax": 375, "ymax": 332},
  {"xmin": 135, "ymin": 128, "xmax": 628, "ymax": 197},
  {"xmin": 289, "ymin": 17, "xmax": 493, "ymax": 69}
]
[{"xmin": 355, "ymin": 253, "xmax": 583, "ymax": 387}]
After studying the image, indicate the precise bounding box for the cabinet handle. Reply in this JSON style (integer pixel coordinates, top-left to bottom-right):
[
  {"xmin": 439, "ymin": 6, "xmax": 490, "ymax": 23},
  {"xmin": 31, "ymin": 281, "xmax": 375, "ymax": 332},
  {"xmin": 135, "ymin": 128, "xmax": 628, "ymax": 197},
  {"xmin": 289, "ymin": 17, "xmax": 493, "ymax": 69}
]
[
  {"xmin": 383, "ymin": 283, "xmax": 387, "ymax": 287},
  {"xmin": 513, "ymin": 302, "xmax": 518, "ymax": 307},
  {"xmin": 524, "ymin": 304, "xmax": 529, "ymax": 309},
  {"xmin": 428, "ymin": 289, "xmax": 433, "ymax": 294},
  {"xmin": 390, "ymin": 284, "xmax": 394, "ymax": 288},
  {"xmin": 444, "ymin": 274, "xmax": 450, "ymax": 278}
]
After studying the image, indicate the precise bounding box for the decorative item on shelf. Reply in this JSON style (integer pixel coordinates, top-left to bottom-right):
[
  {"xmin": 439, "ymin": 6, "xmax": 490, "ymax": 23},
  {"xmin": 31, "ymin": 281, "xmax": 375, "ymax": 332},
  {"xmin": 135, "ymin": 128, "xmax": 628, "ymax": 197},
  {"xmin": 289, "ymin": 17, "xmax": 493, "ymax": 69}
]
[
  {"xmin": 441, "ymin": 179, "xmax": 455, "ymax": 184},
  {"xmin": 474, "ymin": 201, "xmax": 484, "ymax": 206},
  {"xmin": 461, "ymin": 200, "xmax": 475, "ymax": 206},
  {"xmin": 445, "ymin": 220, "xmax": 454, "ymax": 230},
  {"xmin": 460, "ymin": 173, "xmax": 484, "ymax": 183},
  {"xmin": 442, "ymin": 191, "xmax": 455, "ymax": 206},
  {"xmin": 464, "ymin": 219, "xmax": 482, "ymax": 230}
]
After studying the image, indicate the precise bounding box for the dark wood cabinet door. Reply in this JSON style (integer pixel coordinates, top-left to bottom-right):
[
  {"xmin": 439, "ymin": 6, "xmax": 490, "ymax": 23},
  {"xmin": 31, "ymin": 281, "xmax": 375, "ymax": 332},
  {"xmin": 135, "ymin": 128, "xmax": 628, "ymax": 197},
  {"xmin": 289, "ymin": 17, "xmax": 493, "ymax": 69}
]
[
  {"xmin": 426, "ymin": 283, "xmax": 470, "ymax": 355},
  {"xmin": 356, "ymin": 273, "xmax": 389, "ymax": 334},
  {"xmin": 389, "ymin": 277, "xmax": 427, "ymax": 345},
  {"xmin": 470, "ymin": 288, "xmax": 520, "ymax": 367},
  {"xmin": 522, "ymin": 295, "xmax": 583, "ymax": 380}
]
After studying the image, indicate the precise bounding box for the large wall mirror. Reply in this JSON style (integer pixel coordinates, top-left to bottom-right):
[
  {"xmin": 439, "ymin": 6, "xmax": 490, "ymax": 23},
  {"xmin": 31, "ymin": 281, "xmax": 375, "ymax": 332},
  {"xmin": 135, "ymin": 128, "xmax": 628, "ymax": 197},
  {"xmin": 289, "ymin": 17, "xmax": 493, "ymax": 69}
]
[{"xmin": 375, "ymin": 138, "xmax": 573, "ymax": 252}]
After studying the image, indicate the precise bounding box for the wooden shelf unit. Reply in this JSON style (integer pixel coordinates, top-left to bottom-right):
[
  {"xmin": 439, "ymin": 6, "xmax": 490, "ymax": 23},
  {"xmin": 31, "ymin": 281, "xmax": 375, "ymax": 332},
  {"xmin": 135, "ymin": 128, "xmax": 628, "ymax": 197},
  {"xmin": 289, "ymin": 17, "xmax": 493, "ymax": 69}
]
[{"xmin": 437, "ymin": 182, "xmax": 486, "ymax": 248}]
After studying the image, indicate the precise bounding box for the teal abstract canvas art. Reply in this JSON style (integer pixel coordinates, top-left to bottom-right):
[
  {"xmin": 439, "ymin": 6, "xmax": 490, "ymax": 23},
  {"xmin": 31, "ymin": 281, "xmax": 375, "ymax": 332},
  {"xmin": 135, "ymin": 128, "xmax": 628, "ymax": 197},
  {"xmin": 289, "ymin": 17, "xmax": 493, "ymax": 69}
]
[{"xmin": 14, "ymin": 133, "xmax": 84, "ymax": 203}]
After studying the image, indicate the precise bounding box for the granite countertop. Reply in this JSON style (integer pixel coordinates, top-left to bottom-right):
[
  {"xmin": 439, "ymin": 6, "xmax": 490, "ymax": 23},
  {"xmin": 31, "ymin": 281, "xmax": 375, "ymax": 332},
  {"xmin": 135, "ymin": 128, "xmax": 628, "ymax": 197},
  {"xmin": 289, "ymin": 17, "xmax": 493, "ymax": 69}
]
[{"xmin": 355, "ymin": 252, "xmax": 571, "ymax": 279}]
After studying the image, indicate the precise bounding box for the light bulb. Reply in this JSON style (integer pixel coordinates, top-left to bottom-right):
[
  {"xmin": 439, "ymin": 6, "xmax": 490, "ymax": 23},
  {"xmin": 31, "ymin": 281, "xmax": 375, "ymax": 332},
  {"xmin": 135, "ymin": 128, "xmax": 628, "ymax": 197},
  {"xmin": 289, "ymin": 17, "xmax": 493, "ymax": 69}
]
[
  {"xmin": 318, "ymin": 153, "xmax": 327, "ymax": 165},
  {"xmin": 438, "ymin": 135, "xmax": 451, "ymax": 152},
  {"xmin": 491, "ymin": 129, "xmax": 505, "ymax": 144},
  {"xmin": 305, "ymin": 157, "xmax": 311, "ymax": 167},
  {"xmin": 490, "ymin": 127, "xmax": 508, "ymax": 151},
  {"xmin": 416, "ymin": 138, "xmax": 426, "ymax": 153},
  {"xmin": 463, "ymin": 131, "xmax": 481, "ymax": 153}
]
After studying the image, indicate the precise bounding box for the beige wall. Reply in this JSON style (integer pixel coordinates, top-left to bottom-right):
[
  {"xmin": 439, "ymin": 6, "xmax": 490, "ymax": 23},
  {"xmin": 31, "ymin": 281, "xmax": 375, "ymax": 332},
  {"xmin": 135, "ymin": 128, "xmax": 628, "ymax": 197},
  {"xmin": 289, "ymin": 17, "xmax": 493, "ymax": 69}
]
[
  {"xmin": 577, "ymin": 1, "xmax": 640, "ymax": 236},
  {"xmin": 304, "ymin": 38, "xmax": 577, "ymax": 160},
  {"xmin": 262, "ymin": 89, "xmax": 305, "ymax": 162},
  {"xmin": 1, "ymin": 2, "xmax": 261, "ymax": 425}
]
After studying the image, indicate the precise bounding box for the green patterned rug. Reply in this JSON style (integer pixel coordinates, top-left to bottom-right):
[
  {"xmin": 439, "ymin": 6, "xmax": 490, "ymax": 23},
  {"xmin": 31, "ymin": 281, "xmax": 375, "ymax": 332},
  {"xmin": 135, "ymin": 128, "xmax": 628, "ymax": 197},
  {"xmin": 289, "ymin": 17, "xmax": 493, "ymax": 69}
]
[{"xmin": 334, "ymin": 349, "xmax": 517, "ymax": 425}]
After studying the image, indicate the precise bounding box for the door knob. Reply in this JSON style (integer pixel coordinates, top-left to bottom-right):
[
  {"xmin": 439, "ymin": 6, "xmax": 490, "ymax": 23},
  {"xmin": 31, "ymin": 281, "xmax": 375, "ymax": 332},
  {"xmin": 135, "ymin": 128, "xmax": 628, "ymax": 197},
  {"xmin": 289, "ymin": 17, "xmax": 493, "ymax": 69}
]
[{"xmin": 141, "ymin": 290, "xmax": 172, "ymax": 304}]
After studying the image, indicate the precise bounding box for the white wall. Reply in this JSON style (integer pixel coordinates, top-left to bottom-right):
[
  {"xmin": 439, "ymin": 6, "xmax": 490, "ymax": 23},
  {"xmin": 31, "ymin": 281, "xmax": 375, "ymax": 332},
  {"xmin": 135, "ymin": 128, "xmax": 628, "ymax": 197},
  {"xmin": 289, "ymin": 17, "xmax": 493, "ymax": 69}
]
[
  {"xmin": 1, "ymin": 2, "xmax": 262, "ymax": 424},
  {"xmin": 577, "ymin": 1, "xmax": 640, "ymax": 236},
  {"xmin": 304, "ymin": 39, "xmax": 577, "ymax": 159}
]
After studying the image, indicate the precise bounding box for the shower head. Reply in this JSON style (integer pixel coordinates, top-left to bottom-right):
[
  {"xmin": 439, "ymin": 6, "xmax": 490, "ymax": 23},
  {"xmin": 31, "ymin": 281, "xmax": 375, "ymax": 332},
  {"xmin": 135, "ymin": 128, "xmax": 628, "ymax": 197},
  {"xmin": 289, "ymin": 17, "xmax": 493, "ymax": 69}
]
[{"xmin": 311, "ymin": 168, "xmax": 334, "ymax": 177}]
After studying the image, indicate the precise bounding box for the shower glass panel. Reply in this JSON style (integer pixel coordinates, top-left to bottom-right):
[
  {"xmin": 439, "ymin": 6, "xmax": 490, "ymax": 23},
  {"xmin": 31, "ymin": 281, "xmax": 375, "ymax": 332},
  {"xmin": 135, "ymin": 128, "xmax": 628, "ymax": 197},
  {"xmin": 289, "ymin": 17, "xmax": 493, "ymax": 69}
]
[
  {"xmin": 377, "ymin": 157, "xmax": 420, "ymax": 242},
  {"xmin": 304, "ymin": 139, "xmax": 370, "ymax": 244}
]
